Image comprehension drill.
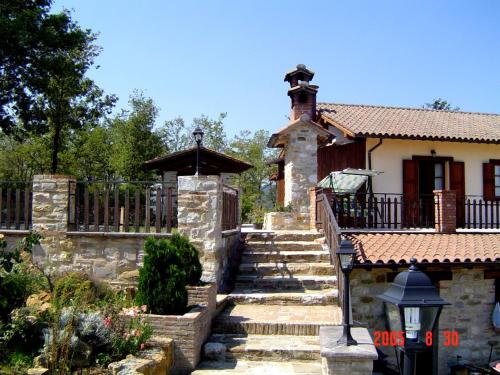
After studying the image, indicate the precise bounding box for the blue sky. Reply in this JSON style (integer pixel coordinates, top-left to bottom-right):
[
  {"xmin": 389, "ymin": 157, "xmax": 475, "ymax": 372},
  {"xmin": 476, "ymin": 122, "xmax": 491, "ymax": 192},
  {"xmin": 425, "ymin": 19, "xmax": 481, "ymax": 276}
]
[{"xmin": 52, "ymin": 0, "xmax": 500, "ymax": 137}]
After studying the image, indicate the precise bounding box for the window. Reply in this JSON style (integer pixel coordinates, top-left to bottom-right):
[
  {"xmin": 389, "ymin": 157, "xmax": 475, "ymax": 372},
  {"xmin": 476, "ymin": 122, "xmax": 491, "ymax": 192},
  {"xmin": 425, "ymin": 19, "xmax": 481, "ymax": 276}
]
[
  {"xmin": 495, "ymin": 165, "xmax": 500, "ymax": 198},
  {"xmin": 483, "ymin": 160, "xmax": 500, "ymax": 201},
  {"xmin": 434, "ymin": 163, "xmax": 444, "ymax": 190}
]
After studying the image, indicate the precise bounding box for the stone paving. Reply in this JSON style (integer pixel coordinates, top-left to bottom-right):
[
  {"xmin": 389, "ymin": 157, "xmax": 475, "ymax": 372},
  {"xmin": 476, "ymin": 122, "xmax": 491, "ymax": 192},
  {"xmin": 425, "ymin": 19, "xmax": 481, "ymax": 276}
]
[{"xmin": 192, "ymin": 230, "xmax": 343, "ymax": 374}]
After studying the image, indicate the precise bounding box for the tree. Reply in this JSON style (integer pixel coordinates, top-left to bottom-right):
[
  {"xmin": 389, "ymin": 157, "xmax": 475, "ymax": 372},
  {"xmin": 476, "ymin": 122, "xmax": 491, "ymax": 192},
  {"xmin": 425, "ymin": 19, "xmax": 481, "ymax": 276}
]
[
  {"xmin": 227, "ymin": 129, "xmax": 278, "ymax": 222},
  {"xmin": 158, "ymin": 113, "xmax": 228, "ymax": 152},
  {"xmin": 109, "ymin": 92, "xmax": 164, "ymax": 181},
  {"xmin": 423, "ymin": 98, "xmax": 460, "ymax": 111},
  {"xmin": 0, "ymin": 0, "xmax": 116, "ymax": 173}
]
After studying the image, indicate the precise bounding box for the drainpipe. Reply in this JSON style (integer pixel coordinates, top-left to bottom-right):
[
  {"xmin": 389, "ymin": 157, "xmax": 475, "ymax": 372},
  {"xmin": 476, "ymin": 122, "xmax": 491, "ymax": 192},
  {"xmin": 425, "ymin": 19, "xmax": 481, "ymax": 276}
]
[{"xmin": 367, "ymin": 138, "xmax": 383, "ymax": 196}]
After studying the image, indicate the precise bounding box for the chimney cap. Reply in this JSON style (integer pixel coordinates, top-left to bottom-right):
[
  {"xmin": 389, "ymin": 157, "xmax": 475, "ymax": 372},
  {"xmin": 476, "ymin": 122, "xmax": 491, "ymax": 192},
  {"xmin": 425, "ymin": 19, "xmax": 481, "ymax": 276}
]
[{"xmin": 284, "ymin": 64, "xmax": 315, "ymax": 83}]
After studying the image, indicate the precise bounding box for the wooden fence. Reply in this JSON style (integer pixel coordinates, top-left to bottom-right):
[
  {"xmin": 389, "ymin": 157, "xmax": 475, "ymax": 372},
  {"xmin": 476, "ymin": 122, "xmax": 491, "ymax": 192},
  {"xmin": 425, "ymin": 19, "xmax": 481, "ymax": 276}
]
[
  {"xmin": 68, "ymin": 181, "xmax": 176, "ymax": 233},
  {"xmin": 0, "ymin": 181, "xmax": 32, "ymax": 230},
  {"xmin": 222, "ymin": 185, "xmax": 239, "ymax": 231}
]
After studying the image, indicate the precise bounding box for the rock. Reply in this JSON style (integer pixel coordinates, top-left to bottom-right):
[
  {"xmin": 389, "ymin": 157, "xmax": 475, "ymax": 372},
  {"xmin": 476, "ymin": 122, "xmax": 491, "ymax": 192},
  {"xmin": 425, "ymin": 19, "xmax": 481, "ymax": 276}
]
[
  {"xmin": 69, "ymin": 336, "xmax": 93, "ymax": 368},
  {"xmin": 203, "ymin": 342, "xmax": 226, "ymax": 361},
  {"xmin": 26, "ymin": 291, "xmax": 52, "ymax": 314},
  {"xmin": 33, "ymin": 355, "xmax": 48, "ymax": 368},
  {"xmin": 118, "ymin": 269, "xmax": 140, "ymax": 283},
  {"xmin": 27, "ymin": 368, "xmax": 49, "ymax": 375}
]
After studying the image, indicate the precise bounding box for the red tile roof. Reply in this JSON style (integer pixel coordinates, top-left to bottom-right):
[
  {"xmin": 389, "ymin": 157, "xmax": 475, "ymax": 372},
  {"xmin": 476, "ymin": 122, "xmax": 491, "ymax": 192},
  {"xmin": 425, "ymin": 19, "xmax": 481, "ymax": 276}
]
[
  {"xmin": 348, "ymin": 233, "xmax": 500, "ymax": 265},
  {"xmin": 318, "ymin": 103, "xmax": 500, "ymax": 144}
]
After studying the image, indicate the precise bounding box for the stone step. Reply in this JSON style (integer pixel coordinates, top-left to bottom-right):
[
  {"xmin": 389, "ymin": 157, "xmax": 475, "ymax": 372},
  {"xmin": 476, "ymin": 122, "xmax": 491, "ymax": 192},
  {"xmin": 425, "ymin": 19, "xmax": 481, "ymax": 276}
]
[
  {"xmin": 193, "ymin": 359, "xmax": 322, "ymax": 374},
  {"xmin": 245, "ymin": 241, "xmax": 323, "ymax": 252},
  {"xmin": 203, "ymin": 334, "xmax": 322, "ymax": 361},
  {"xmin": 228, "ymin": 288, "xmax": 338, "ymax": 306},
  {"xmin": 241, "ymin": 250, "xmax": 330, "ymax": 263},
  {"xmin": 245, "ymin": 231, "xmax": 324, "ymax": 242},
  {"xmin": 212, "ymin": 304, "xmax": 342, "ymax": 336},
  {"xmin": 234, "ymin": 274, "xmax": 337, "ymax": 290},
  {"xmin": 238, "ymin": 262, "xmax": 335, "ymax": 276}
]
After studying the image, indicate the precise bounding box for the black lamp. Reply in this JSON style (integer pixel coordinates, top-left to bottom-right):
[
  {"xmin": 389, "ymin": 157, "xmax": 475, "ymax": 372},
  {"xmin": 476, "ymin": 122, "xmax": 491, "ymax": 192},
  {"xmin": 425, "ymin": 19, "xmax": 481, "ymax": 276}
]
[
  {"xmin": 376, "ymin": 258, "xmax": 450, "ymax": 375},
  {"xmin": 336, "ymin": 237, "xmax": 357, "ymax": 346},
  {"xmin": 192, "ymin": 126, "xmax": 204, "ymax": 175}
]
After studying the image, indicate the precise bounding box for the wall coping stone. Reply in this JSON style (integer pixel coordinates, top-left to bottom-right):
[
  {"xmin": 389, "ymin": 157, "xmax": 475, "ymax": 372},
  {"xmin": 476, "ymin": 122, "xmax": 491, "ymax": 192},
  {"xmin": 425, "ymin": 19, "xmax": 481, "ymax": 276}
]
[
  {"xmin": 66, "ymin": 231, "xmax": 172, "ymax": 238},
  {"xmin": 320, "ymin": 326, "xmax": 378, "ymax": 360},
  {"xmin": 222, "ymin": 229, "xmax": 240, "ymax": 237},
  {"xmin": 0, "ymin": 230, "xmax": 30, "ymax": 235}
]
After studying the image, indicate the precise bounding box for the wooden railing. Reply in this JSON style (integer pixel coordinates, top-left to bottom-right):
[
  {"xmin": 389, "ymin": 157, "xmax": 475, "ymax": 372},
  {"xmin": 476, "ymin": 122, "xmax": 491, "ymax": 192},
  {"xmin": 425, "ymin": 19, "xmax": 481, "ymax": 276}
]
[
  {"xmin": 463, "ymin": 196, "xmax": 500, "ymax": 229},
  {"xmin": 316, "ymin": 189, "xmax": 343, "ymax": 308},
  {"xmin": 331, "ymin": 192, "xmax": 500, "ymax": 230},
  {"xmin": 0, "ymin": 181, "xmax": 32, "ymax": 230},
  {"xmin": 68, "ymin": 181, "xmax": 176, "ymax": 233},
  {"xmin": 222, "ymin": 185, "xmax": 239, "ymax": 231}
]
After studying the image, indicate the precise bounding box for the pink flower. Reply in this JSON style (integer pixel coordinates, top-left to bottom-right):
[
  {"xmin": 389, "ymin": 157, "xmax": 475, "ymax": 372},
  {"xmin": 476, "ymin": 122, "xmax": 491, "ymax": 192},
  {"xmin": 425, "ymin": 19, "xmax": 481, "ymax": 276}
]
[
  {"xmin": 140, "ymin": 343, "xmax": 145, "ymax": 350},
  {"xmin": 103, "ymin": 316, "xmax": 112, "ymax": 328},
  {"xmin": 140, "ymin": 305, "xmax": 147, "ymax": 313}
]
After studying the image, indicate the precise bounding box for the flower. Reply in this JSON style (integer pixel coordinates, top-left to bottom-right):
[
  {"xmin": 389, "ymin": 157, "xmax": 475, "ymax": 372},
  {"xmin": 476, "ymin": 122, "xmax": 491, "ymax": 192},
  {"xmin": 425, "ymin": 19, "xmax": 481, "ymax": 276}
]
[
  {"xmin": 0, "ymin": 234, "xmax": 4, "ymax": 239},
  {"xmin": 140, "ymin": 343, "xmax": 145, "ymax": 350},
  {"xmin": 103, "ymin": 316, "xmax": 112, "ymax": 328},
  {"xmin": 140, "ymin": 305, "xmax": 147, "ymax": 313},
  {"xmin": 135, "ymin": 329, "xmax": 141, "ymax": 337}
]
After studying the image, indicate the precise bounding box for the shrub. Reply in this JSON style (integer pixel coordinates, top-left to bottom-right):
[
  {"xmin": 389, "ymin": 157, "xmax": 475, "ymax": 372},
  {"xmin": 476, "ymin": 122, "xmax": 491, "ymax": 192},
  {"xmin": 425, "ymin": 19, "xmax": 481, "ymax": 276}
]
[
  {"xmin": 52, "ymin": 273, "xmax": 96, "ymax": 309},
  {"xmin": 136, "ymin": 233, "xmax": 202, "ymax": 315}
]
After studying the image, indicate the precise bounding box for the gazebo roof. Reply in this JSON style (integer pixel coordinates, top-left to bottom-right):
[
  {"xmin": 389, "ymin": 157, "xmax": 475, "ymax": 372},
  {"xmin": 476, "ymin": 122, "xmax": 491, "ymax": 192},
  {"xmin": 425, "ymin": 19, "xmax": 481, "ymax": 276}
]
[{"xmin": 143, "ymin": 146, "xmax": 253, "ymax": 175}]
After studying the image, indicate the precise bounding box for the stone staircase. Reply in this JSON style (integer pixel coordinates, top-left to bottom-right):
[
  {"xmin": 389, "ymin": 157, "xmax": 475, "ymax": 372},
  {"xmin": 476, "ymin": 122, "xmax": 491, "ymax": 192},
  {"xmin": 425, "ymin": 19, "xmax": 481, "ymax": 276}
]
[{"xmin": 192, "ymin": 231, "xmax": 342, "ymax": 374}]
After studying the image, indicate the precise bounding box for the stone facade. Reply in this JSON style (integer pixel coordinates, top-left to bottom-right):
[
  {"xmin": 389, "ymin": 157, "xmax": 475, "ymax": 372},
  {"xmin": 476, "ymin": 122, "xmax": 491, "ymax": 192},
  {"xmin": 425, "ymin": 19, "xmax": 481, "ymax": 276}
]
[
  {"xmin": 177, "ymin": 175, "xmax": 224, "ymax": 284},
  {"xmin": 350, "ymin": 266, "xmax": 500, "ymax": 373},
  {"xmin": 283, "ymin": 123, "xmax": 319, "ymax": 228}
]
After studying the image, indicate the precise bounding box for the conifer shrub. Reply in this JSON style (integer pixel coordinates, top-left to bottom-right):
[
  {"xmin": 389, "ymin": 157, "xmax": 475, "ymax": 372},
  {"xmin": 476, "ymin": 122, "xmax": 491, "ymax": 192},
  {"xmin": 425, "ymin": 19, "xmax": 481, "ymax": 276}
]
[{"xmin": 136, "ymin": 233, "xmax": 202, "ymax": 315}]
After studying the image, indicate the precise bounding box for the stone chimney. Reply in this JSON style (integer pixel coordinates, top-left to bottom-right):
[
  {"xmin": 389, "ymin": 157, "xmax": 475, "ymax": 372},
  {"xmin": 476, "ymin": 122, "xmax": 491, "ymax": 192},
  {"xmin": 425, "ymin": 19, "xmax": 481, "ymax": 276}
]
[
  {"xmin": 284, "ymin": 64, "xmax": 318, "ymax": 121},
  {"xmin": 434, "ymin": 190, "xmax": 457, "ymax": 233}
]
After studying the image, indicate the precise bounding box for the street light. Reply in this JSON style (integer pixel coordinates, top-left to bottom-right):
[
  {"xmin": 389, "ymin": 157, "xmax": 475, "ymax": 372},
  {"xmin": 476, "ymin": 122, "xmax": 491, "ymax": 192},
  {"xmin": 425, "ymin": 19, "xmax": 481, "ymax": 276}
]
[
  {"xmin": 336, "ymin": 237, "xmax": 357, "ymax": 346},
  {"xmin": 192, "ymin": 126, "xmax": 204, "ymax": 175},
  {"xmin": 376, "ymin": 258, "xmax": 449, "ymax": 375}
]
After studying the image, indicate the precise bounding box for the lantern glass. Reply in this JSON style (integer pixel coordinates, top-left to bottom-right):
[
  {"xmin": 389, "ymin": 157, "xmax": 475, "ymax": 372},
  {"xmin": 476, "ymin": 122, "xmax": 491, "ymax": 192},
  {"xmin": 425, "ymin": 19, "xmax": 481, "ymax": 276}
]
[
  {"xmin": 339, "ymin": 253, "xmax": 353, "ymax": 271},
  {"xmin": 384, "ymin": 302, "xmax": 402, "ymax": 333},
  {"xmin": 193, "ymin": 127, "xmax": 204, "ymax": 143},
  {"xmin": 404, "ymin": 307, "xmax": 420, "ymax": 339}
]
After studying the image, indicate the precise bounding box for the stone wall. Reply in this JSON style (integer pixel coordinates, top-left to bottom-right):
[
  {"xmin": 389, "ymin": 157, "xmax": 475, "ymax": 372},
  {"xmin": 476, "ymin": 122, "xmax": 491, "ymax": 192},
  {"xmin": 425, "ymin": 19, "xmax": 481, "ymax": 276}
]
[
  {"xmin": 350, "ymin": 266, "xmax": 500, "ymax": 373},
  {"xmin": 0, "ymin": 230, "xmax": 30, "ymax": 251},
  {"xmin": 283, "ymin": 124, "xmax": 319, "ymax": 229}
]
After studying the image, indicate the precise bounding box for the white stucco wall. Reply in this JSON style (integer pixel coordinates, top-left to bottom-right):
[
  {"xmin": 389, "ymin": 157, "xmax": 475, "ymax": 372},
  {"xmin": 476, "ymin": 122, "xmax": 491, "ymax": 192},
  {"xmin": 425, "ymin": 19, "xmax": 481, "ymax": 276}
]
[{"xmin": 366, "ymin": 138, "xmax": 500, "ymax": 196}]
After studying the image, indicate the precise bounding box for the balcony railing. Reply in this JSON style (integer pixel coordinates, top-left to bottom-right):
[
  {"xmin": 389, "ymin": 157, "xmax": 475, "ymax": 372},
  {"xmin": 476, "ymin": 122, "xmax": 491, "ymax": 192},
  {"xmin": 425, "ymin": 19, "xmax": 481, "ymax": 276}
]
[{"xmin": 324, "ymin": 190, "xmax": 499, "ymax": 230}]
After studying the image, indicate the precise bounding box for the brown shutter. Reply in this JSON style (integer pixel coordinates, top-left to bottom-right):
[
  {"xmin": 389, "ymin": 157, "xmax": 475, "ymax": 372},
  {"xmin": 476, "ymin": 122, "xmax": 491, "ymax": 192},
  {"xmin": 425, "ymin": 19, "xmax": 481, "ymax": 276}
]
[
  {"xmin": 277, "ymin": 161, "xmax": 285, "ymax": 205},
  {"xmin": 450, "ymin": 161, "xmax": 465, "ymax": 227},
  {"xmin": 483, "ymin": 163, "xmax": 495, "ymax": 201},
  {"xmin": 403, "ymin": 160, "xmax": 419, "ymax": 227}
]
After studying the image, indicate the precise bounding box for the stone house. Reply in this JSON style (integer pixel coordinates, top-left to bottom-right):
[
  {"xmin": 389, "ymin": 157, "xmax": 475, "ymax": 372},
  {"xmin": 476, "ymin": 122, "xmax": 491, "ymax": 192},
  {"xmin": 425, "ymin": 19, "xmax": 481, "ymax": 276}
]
[{"xmin": 266, "ymin": 64, "xmax": 500, "ymax": 374}]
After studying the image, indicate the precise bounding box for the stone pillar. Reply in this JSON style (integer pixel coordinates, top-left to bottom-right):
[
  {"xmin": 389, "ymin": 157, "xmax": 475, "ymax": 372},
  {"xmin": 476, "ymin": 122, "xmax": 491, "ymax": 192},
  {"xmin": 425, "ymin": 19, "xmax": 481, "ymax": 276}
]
[
  {"xmin": 284, "ymin": 124, "xmax": 319, "ymax": 229},
  {"xmin": 434, "ymin": 190, "xmax": 456, "ymax": 233},
  {"xmin": 162, "ymin": 171, "xmax": 178, "ymax": 191},
  {"xmin": 177, "ymin": 175, "xmax": 224, "ymax": 284},
  {"xmin": 320, "ymin": 326, "xmax": 378, "ymax": 375},
  {"xmin": 32, "ymin": 175, "xmax": 76, "ymax": 268}
]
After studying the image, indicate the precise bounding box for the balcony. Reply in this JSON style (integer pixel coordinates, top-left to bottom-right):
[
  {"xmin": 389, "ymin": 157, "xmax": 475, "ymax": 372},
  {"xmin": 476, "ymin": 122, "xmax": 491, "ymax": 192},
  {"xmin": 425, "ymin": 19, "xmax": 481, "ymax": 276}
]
[{"xmin": 318, "ymin": 190, "xmax": 500, "ymax": 231}]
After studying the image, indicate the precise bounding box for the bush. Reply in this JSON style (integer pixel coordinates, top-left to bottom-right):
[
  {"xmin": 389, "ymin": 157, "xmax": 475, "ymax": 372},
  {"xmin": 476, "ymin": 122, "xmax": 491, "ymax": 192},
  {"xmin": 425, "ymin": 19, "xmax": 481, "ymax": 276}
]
[
  {"xmin": 52, "ymin": 273, "xmax": 96, "ymax": 309},
  {"xmin": 136, "ymin": 233, "xmax": 202, "ymax": 315}
]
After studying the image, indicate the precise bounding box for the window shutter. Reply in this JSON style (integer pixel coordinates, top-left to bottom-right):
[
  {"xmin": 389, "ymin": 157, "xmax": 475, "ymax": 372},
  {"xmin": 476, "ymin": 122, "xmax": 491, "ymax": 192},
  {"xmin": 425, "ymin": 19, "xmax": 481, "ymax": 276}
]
[
  {"xmin": 403, "ymin": 159, "xmax": 419, "ymax": 226},
  {"xmin": 483, "ymin": 163, "xmax": 494, "ymax": 201},
  {"xmin": 450, "ymin": 161, "xmax": 465, "ymax": 227}
]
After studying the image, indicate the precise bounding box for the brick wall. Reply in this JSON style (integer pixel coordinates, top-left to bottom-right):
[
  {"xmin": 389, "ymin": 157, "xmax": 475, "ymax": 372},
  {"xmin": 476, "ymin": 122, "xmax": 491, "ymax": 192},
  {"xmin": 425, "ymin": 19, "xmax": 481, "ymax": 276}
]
[{"xmin": 434, "ymin": 190, "xmax": 457, "ymax": 233}]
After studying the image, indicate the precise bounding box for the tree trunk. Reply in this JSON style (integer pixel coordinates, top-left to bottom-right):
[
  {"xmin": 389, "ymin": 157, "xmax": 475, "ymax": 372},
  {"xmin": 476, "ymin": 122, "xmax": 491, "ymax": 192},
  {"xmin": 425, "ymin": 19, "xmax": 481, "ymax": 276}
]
[{"xmin": 51, "ymin": 124, "xmax": 62, "ymax": 174}]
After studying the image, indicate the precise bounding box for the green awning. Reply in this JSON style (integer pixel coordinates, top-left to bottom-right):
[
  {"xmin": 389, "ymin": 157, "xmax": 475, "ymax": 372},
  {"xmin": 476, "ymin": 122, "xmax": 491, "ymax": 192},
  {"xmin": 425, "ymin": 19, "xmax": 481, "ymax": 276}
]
[{"xmin": 317, "ymin": 169, "xmax": 382, "ymax": 194}]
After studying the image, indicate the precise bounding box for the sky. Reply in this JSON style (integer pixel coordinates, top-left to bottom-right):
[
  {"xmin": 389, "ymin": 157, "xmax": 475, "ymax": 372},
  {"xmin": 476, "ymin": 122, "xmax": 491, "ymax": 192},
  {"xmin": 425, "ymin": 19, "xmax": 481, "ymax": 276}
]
[{"xmin": 52, "ymin": 0, "xmax": 500, "ymax": 138}]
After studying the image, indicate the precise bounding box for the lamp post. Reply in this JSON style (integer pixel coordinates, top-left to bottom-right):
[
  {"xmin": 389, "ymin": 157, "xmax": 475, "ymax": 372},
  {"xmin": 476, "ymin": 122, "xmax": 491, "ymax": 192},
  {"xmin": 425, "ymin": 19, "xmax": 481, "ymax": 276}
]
[
  {"xmin": 192, "ymin": 126, "xmax": 204, "ymax": 175},
  {"xmin": 376, "ymin": 258, "xmax": 449, "ymax": 375},
  {"xmin": 336, "ymin": 237, "xmax": 357, "ymax": 346}
]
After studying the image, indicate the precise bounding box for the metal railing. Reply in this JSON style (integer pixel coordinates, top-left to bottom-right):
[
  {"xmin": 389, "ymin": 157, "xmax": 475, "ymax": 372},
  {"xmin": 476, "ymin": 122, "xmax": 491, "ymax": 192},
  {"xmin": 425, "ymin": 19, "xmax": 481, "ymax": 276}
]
[
  {"xmin": 68, "ymin": 181, "xmax": 177, "ymax": 233},
  {"xmin": 0, "ymin": 181, "xmax": 32, "ymax": 230}
]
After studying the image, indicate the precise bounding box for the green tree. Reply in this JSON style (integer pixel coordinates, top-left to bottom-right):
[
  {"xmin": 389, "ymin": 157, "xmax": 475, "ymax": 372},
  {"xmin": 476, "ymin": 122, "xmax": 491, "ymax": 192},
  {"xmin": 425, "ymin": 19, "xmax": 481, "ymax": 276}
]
[
  {"xmin": 0, "ymin": 0, "xmax": 116, "ymax": 173},
  {"xmin": 109, "ymin": 92, "xmax": 164, "ymax": 180},
  {"xmin": 158, "ymin": 113, "xmax": 228, "ymax": 152},
  {"xmin": 228, "ymin": 129, "xmax": 277, "ymax": 222},
  {"xmin": 423, "ymin": 98, "xmax": 460, "ymax": 111}
]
